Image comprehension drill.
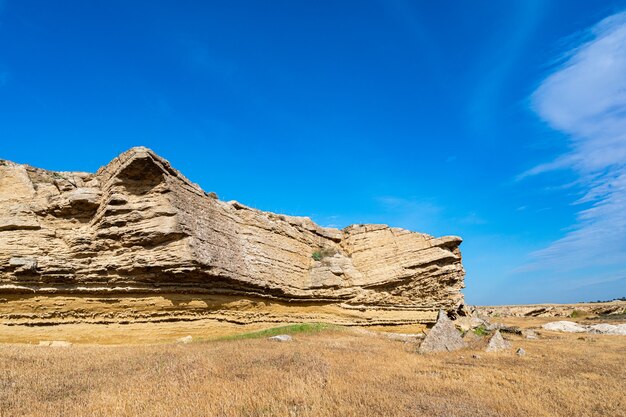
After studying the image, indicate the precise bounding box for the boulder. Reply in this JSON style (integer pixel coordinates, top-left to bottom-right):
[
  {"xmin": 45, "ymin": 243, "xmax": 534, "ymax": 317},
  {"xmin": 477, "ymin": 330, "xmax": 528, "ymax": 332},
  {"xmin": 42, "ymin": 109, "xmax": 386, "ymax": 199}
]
[
  {"xmin": 522, "ymin": 329, "xmax": 539, "ymax": 339},
  {"xmin": 485, "ymin": 330, "xmax": 511, "ymax": 352},
  {"xmin": 542, "ymin": 321, "xmax": 588, "ymax": 333},
  {"xmin": 587, "ymin": 323, "xmax": 626, "ymax": 335},
  {"xmin": 418, "ymin": 310, "xmax": 467, "ymax": 353}
]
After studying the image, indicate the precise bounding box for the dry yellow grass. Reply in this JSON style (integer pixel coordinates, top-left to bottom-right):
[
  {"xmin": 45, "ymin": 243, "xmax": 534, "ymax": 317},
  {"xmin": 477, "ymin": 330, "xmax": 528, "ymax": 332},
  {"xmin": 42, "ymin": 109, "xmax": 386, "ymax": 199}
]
[{"xmin": 1, "ymin": 322, "xmax": 625, "ymax": 417}]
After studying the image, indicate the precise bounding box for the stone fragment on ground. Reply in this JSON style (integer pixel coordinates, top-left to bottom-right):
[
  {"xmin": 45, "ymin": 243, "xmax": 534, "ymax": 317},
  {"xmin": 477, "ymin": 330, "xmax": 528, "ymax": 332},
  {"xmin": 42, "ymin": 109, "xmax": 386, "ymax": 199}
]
[
  {"xmin": 485, "ymin": 330, "xmax": 511, "ymax": 352},
  {"xmin": 269, "ymin": 334, "xmax": 293, "ymax": 342},
  {"xmin": 516, "ymin": 348, "xmax": 526, "ymax": 356},
  {"xmin": 38, "ymin": 341, "xmax": 72, "ymax": 347},
  {"xmin": 418, "ymin": 310, "xmax": 467, "ymax": 353},
  {"xmin": 176, "ymin": 335, "xmax": 193, "ymax": 344},
  {"xmin": 522, "ymin": 329, "xmax": 539, "ymax": 339}
]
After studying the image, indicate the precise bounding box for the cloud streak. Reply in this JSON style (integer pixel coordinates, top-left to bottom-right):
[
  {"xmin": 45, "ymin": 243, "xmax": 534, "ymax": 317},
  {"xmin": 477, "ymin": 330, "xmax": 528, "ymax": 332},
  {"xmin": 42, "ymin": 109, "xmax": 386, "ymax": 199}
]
[{"xmin": 527, "ymin": 11, "xmax": 626, "ymax": 271}]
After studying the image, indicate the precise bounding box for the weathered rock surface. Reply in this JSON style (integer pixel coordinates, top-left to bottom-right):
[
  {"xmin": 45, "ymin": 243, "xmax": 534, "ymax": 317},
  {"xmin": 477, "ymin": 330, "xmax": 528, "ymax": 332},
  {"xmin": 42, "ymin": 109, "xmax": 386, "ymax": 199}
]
[
  {"xmin": 485, "ymin": 330, "xmax": 511, "ymax": 352},
  {"xmin": 418, "ymin": 310, "xmax": 467, "ymax": 353},
  {"xmin": 0, "ymin": 148, "xmax": 466, "ymax": 326}
]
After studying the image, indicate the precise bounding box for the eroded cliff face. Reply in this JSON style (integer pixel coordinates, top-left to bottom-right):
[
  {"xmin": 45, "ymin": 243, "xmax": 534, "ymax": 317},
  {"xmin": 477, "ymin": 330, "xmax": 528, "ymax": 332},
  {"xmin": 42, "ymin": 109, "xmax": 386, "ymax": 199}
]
[{"xmin": 0, "ymin": 147, "xmax": 465, "ymax": 326}]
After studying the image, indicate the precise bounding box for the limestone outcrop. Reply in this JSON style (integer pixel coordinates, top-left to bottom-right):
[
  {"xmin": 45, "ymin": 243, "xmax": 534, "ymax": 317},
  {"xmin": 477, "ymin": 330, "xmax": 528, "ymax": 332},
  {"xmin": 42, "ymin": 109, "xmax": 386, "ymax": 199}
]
[{"xmin": 0, "ymin": 147, "xmax": 465, "ymax": 326}]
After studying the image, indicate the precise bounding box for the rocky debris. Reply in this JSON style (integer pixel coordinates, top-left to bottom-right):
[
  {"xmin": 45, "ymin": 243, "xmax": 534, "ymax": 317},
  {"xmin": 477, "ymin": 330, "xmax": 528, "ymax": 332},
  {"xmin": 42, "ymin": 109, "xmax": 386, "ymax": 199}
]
[
  {"xmin": 472, "ymin": 354, "xmax": 481, "ymax": 359},
  {"xmin": 418, "ymin": 310, "xmax": 467, "ymax": 353},
  {"xmin": 522, "ymin": 329, "xmax": 539, "ymax": 339},
  {"xmin": 176, "ymin": 335, "xmax": 193, "ymax": 344},
  {"xmin": 454, "ymin": 315, "xmax": 487, "ymax": 332},
  {"xmin": 542, "ymin": 321, "xmax": 626, "ymax": 335},
  {"xmin": 476, "ymin": 302, "xmax": 626, "ymax": 319},
  {"xmin": 269, "ymin": 334, "xmax": 293, "ymax": 342},
  {"xmin": 38, "ymin": 340, "xmax": 72, "ymax": 347},
  {"xmin": 0, "ymin": 147, "xmax": 466, "ymax": 326},
  {"xmin": 485, "ymin": 330, "xmax": 511, "ymax": 352},
  {"xmin": 516, "ymin": 348, "xmax": 526, "ymax": 357},
  {"xmin": 485, "ymin": 322, "xmax": 522, "ymax": 335}
]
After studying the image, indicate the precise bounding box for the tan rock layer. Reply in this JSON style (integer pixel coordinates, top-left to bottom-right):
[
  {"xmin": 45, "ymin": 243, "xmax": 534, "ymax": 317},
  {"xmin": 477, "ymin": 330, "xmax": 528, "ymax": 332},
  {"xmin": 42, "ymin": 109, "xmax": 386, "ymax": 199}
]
[
  {"xmin": 475, "ymin": 302, "xmax": 626, "ymax": 318},
  {"xmin": 0, "ymin": 147, "xmax": 465, "ymax": 325}
]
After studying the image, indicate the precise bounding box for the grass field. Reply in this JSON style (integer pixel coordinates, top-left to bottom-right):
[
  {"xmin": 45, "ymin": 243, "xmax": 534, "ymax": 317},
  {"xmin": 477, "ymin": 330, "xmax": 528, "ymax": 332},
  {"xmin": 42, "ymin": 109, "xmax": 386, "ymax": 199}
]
[{"xmin": 0, "ymin": 320, "xmax": 625, "ymax": 417}]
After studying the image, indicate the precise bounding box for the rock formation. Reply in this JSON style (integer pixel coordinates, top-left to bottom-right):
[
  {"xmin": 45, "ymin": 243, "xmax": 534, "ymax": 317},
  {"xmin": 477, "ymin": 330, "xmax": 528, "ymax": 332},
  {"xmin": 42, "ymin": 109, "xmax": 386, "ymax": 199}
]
[{"xmin": 0, "ymin": 147, "xmax": 465, "ymax": 326}]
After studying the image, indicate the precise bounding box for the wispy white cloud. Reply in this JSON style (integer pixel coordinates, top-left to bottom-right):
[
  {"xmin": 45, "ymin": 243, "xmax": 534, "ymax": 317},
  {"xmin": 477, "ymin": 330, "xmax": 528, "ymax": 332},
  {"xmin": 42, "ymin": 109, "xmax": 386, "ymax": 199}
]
[{"xmin": 526, "ymin": 11, "xmax": 626, "ymax": 271}]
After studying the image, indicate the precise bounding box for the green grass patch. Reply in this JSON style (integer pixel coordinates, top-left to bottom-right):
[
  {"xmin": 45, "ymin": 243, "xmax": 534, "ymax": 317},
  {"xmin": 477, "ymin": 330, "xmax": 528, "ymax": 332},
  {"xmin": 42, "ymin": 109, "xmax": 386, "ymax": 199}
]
[
  {"xmin": 216, "ymin": 323, "xmax": 340, "ymax": 341},
  {"xmin": 570, "ymin": 310, "xmax": 584, "ymax": 318},
  {"xmin": 472, "ymin": 325, "xmax": 489, "ymax": 337}
]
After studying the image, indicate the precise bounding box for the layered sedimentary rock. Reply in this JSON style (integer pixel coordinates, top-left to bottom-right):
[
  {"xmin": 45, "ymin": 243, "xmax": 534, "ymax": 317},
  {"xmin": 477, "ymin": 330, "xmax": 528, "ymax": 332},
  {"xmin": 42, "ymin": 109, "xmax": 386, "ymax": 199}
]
[
  {"xmin": 0, "ymin": 147, "xmax": 465, "ymax": 326},
  {"xmin": 476, "ymin": 302, "xmax": 626, "ymax": 319}
]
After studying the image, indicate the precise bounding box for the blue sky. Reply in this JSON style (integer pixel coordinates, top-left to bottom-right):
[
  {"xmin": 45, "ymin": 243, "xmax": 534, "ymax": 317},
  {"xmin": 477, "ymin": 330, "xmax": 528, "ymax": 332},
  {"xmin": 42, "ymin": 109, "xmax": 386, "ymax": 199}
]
[{"xmin": 1, "ymin": 1, "xmax": 625, "ymax": 305}]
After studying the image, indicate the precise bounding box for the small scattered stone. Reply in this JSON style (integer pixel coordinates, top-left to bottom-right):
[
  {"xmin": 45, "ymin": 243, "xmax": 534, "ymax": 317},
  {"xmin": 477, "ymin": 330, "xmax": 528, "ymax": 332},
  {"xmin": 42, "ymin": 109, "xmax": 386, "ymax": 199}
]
[
  {"xmin": 176, "ymin": 335, "xmax": 193, "ymax": 344},
  {"xmin": 522, "ymin": 329, "xmax": 539, "ymax": 339},
  {"xmin": 269, "ymin": 334, "xmax": 293, "ymax": 342},
  {"xmin": 38, "ymin": 340, "xmax": 72, "ymax": 347},
  {"xmin": 485, "ymin": 330, "xmax": 511, "ymax": 352},
  {"xmin": 472, "ymin": 354, "xmax": 481, "ymax": 359},
  {"xmin": 516, "ymin": 348, "xmax": 526, "ymax": 356}
]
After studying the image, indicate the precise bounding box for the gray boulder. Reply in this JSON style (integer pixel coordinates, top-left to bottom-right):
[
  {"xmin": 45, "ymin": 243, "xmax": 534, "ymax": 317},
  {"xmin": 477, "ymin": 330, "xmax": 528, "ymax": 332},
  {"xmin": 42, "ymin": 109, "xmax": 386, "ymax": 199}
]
[
  {"xmin": 485, "ymin": 330, "xmax": 511, "ymax": 352},
  {"xmin": 418, "ymin": 310, "xmax": 467, "ymax": 353}
]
